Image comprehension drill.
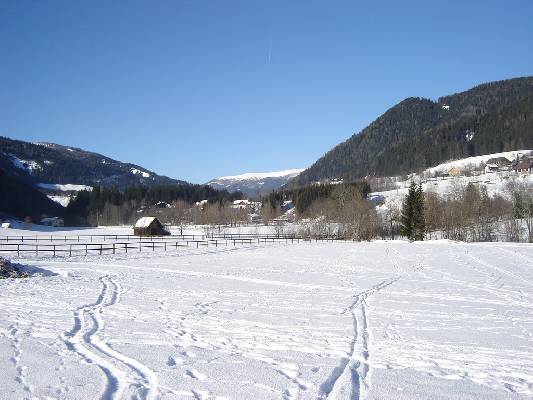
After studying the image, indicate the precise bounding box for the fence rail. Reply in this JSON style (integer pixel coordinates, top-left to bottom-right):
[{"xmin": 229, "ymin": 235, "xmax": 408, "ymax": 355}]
[
  {"xmin": 0, "ymin": 234, "xmax": 336, "ymax": 258},
  {"xmin": 0, "ymin": 234, "xmax": 205, "ymax": 243}
]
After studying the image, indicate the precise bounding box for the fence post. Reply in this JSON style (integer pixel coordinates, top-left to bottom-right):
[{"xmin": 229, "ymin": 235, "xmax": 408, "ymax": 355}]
[
  {"xmin": 17, "ymin": 244, "xmax": 20, "ymax": 257},
  {"xmin": 85, "ymin": 244, "xmax": 88, "ymax": 256},
  {"xmin": 53, "ymin": 245, "xmax": 56, "ymax": 257},
  {"xmin": 69, "ymin": 245, "xmax": 72, "ymax": 257},
  {"xmin": 152, "ymin": 242, "xmax": 155, "ymax": 252},
  {"xmin": 113, "ymin": 243, "xmax": 115, "ymax": 254},
  {"xmin": 125, "ymin": 243, "xmax": 128, "ymax": 253},
  {"xmin": 100, "ymin": 244, "xmax": 103, "ymax": 255}
]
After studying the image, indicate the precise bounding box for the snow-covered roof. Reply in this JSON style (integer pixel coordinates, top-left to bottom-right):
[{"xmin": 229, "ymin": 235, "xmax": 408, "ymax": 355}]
[{"xmin": 134, "ymin": 217, "xmax": 158, "ymax": 228}]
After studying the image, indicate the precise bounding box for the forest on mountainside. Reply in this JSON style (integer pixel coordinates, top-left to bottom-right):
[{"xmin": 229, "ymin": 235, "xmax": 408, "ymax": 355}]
[{"xmin": 290, "ymin": 77, "xmax": 533, "ymax": 187}]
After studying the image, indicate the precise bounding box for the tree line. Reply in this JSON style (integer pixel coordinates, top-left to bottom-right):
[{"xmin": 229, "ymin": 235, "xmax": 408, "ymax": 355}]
[{"xmin": 65, "ymin": 184, "xmax": 243, "ymax": 226}]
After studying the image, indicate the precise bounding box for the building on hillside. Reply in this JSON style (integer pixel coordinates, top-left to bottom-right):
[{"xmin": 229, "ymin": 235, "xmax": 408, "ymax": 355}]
[
  {"xmin": 448, "ymin": 167, "xmax": 461, "ymax": 177},
  {"xmin": 154, "ymin": 201, "xmax": 171, "ymax": 209},
  {"xmin": 486, "ymin": 157, "xmax": 511, "ymax": 168},
  {"xmin": 1, "ymin": 222, "xmax": 12, "ymax": 229},
  {"xmin": 484, "ymin": 164, "xmax": 499, "ymax": 174},
  {"xmin": 514, "ymin": 158, "xmax": 533, "ymax": 174},
  {"xmin": 40, "ymin": 217, "xmax": 64, "ymax": 227},
  {"xmin": 232, "ymin": 199, "xmax": 261, "ymax": 211},
  {"xmin": 133, "ymin": 217, "xmax": 170, "ymax": 236}
]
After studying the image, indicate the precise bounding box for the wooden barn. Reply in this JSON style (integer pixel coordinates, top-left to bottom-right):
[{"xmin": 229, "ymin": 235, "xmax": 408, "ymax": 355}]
[{"xmin": 133, "ymin": 217, "xmax": 170, "ymax": 236}]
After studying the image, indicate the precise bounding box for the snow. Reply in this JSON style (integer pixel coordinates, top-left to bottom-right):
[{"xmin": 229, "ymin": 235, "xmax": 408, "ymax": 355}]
[
  {"xmin": 38, "ymin": 183, "xmax": 93, "ymax": 192},
  {"xmin": 131, "ymin": 168, "xmax": 150, "ymax": 178},
  {"xmin": 215, "ymin": 169, "xmax": 304, "ymax": 182},
  {"xmin": 134, "ymin": 217, "xmax": 157, "ymax": 228},
  {"xmin": 372, "ymin": 150, "xmax": 533, "ymax": 214},
  {"xmin": 9, "ymin": 154, "xmax": 42, "ymax": 173},
  {"xmin": 208, "ymin": 169, "xmax": 305, "ymax": 197},
  {"xmin": 0, "ymin": 236, "xmax": 532, "ymax": 399},
  {"xmin": 47, "ymin": 194, "xmax": 72, "ymax": 207},
  {"xmin": 426, "ymin": 150, "xmax": 531, "ymax": 176}
]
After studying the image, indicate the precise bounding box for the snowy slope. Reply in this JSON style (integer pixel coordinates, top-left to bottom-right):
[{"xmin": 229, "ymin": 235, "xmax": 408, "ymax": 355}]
[
  {"xmin": 0, "ymin": 136, "xmax": 185, "ymax": 190},
  {"xmin": 0, "ymin": 236, "xmax": 532, "ymax": 399},
  {"xmin": 426, "ymin": 150, "xmax": 532, "ymax": 175},
  {"xmin": 207, "ymin": 169, "xmax": 304, "ymax": 197},
  {"xmin": 371, "ymin": 150, "xmax": 533, "ymax": 214}
]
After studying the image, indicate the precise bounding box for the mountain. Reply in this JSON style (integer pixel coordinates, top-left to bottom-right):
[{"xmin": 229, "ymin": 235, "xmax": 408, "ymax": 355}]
[
  {"xmin": 289, "ymin": 77, "xmax": 533, "ymax": 187},
  {"xmin": 0, "ymin": 137, "xmax": 186, "ymax": 190},
  {"xmin": 207, "ymin": 169, "xmax": 304, "ymax": 197},
  {"xmin": 0, "ymin": 168, "xmax": 65, "ymax": 220}
]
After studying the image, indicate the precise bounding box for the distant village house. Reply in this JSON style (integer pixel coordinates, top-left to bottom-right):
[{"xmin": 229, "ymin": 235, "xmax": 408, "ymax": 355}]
[
  {"xmin": 448, "ymin": 167, "xmax": 461, "ymax": 177},
  {"xmin": 514, "ymin": 158, "xmax": 533, "ymax": 174},
  {"xmin": 484, "ymin": 164, "xmax": 499, "ymax": 174}
]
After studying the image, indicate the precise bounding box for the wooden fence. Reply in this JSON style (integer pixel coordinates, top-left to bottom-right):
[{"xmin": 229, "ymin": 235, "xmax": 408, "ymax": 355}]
[{"xmin": 0, "ymin": 234, "xmax": 334, "ymax": 258}]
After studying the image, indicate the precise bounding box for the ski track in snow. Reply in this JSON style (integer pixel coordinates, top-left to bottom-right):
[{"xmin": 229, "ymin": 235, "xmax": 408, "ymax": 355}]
[
  {"xmin": 319, "ymin": 275, "xmax": 405, "ymax": 400},
  {"xmin": 1, "ymin": 236, "xmax": 533, "ymax": 399},
  {"xmin": 63, "ymin": 274, "xmax": 159, "ymax": 400}
]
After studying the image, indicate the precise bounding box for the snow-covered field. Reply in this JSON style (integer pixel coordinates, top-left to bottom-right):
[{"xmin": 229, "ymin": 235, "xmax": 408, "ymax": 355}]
[{"xmin": 1, "ymin": 233, "xmax": 533, "ymax": 399}]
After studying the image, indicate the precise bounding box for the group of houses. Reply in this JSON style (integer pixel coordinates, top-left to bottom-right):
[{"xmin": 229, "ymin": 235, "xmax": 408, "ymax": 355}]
[
  {"xmin": 447, "ymin": 153, "xmax": 533, "ymax": 177},
  {"xmin": 483, "ymin": 154, "xmax": 533, "ymax": 175}
]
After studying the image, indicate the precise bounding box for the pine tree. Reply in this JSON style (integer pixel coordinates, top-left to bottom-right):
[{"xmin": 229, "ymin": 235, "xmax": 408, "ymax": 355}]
[
  {"xmin": 413, "ymin": 184, "xmax": 425, "ymax": 241},
  {"xmin": 400, "ymin": 182, "xmax": 425, "ymax": 241},
  {"xmin": 400, "ymin": 182, "xmax": 416, "ymax": 240}
]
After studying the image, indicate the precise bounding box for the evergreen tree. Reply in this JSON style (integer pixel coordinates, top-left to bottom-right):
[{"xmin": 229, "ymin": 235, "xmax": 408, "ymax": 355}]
[
  {"xmin": 413, "ymin": 184, "xmax": 426, "ymax": 241},
  {"xmin": 400, "ymin": 182, "xmax": 425, "ymax": 241}
]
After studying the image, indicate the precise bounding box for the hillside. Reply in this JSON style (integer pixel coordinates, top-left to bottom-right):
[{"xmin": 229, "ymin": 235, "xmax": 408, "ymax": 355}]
[
  {"xmin": 0, "ymin": 137, "xmax": 185, "ymax": 190},
  {"xmin": 207, "ymin": 169, "xmax": 304, "ymax": 197},
  {"xmin": 290, "ymin": 77, "xmax": 533, "ymax": 187},
  {"xmin": 370, "ymin": 149, "xmax": 533, "ymax": 216},
  {"xmin": 0, "ymin": 168, "xmax": 65, "ymax": 220}
]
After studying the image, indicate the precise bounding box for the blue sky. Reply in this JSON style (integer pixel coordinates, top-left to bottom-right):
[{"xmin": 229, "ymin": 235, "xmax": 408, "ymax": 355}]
[{"xmin": 1, "ymin": 1, "xmax": 532, "ymax": 183}]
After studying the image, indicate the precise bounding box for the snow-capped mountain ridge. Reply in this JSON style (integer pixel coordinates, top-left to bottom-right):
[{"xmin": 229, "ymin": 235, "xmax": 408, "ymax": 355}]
[
  {"xmin": 216, "ymin": 169, "xmax": 304, "ymax": 182},
  {"xmin": 208, "ymin": 168, "xmax": 304, "ymax": 197}
]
